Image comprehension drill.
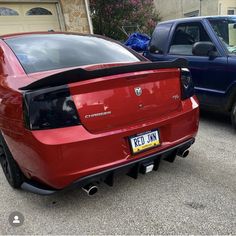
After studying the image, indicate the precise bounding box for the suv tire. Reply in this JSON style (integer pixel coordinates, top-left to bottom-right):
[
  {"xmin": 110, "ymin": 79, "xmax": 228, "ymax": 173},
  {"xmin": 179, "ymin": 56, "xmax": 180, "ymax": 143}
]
[{"xmin": 231, "ymin": 101, "xmax": 236, "ymax": 130}]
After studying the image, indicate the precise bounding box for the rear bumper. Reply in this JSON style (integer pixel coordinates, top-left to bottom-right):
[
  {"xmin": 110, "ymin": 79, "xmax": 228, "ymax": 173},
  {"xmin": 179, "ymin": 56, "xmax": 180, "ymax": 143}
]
[
  {"xmin": 10, "ymin": 96, "xmax": 199, "ymax": 192},
  {"xmin": 21, "ymin": 138, "xmax": 195, "ymax": 195}
]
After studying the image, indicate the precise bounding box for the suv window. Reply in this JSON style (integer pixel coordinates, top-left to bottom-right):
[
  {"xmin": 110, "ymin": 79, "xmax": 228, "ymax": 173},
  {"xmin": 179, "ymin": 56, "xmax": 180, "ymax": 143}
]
[
  {"xmin": 169, "ymin": 23, "xmax": 212, "ymax": 55},
  {"xmin": 209, "ymin": 18, "xmax": 236, "ymax": 54},
  {"xmin": 5, "ymin": 34, "xmax": 141, "ymax": 74}
]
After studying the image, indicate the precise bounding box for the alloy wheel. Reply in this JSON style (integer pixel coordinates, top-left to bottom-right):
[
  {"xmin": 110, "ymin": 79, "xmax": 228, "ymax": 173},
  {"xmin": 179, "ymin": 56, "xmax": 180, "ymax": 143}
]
[{"xmin": 0, "ymin": 145, "xmax": 13, "ymax": 184}]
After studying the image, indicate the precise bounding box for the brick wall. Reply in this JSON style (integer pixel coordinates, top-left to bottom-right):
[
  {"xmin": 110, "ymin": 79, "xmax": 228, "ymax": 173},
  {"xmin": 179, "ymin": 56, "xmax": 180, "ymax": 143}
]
[{"xmin": 60, "ymin": 0, "xmax": 90, "ymax": 33}]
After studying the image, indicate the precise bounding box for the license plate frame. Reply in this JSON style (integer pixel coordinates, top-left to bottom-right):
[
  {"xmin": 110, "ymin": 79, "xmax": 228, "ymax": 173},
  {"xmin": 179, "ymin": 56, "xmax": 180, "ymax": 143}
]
[{"xmin": 129, "ymin": 129, "xmax": 161, "ymax": 155}]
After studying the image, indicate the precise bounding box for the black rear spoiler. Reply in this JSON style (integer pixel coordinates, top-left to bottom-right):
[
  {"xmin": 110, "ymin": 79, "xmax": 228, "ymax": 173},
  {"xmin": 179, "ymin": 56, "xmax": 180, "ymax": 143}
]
[{"xmin": 20, "ymin": 58, "xmax": 188, "ymax": 91}]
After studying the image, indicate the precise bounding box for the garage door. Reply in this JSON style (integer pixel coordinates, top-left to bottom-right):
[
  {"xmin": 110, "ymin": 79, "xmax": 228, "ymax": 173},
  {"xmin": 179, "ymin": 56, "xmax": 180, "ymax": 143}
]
[{"xmin": 0, "ymin": 3, "xmax": 61, "ymax": 35}]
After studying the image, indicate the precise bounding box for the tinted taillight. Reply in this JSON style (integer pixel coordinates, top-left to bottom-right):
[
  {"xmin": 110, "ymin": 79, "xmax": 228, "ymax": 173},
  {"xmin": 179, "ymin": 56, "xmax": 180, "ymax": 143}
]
[
  {"xmin": 180, "ymin": 68, "xmax": 194, "ymax": 100},
  {"xmin": 23, "ymin": 85, "xmax": 80, "ymax": 130}
]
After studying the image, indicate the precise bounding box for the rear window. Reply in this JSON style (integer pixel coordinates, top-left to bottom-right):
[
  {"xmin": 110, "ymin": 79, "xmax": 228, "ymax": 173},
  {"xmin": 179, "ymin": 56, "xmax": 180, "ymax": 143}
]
[
  {"xmin": 150, "ymin": 23, "xmax": 173, "ymax": 53},
  {"xmin": 5, "ymin": 34, "xmax": 141, "ymax": 74}
]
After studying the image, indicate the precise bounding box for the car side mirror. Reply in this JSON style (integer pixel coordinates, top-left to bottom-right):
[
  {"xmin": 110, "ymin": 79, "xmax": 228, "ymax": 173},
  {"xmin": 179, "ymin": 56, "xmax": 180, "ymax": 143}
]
[
  {"xmin": 192, "ymin": 42, "xmax": 217, "ymax": 58},
  {"xmin": 148, "ymin": 45, "xmax": 163, "ymax": 54}
]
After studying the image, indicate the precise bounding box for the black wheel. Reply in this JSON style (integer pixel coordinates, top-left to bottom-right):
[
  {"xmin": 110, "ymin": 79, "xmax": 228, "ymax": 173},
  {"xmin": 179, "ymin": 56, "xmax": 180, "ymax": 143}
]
[
  {"xmin": 231, "ymin": 101, "xmax": 236, "ymax": 130},
  {"xmin": 0, "ymin": 134, "xmax": 23, "ymax": 188}
]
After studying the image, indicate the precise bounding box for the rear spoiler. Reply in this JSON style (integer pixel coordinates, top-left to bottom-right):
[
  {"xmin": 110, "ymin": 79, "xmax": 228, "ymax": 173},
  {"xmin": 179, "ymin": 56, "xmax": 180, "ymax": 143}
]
[{"xmin": 20, "ymin": 58, "xmax": 188, "ymax": 91}]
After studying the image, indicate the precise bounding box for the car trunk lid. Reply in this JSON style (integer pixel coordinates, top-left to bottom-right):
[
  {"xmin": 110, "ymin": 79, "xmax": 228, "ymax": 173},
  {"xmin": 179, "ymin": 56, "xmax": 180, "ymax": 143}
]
[{"xmin": 69, "ymin": 68, "xmax": 182, "ymax": 133}]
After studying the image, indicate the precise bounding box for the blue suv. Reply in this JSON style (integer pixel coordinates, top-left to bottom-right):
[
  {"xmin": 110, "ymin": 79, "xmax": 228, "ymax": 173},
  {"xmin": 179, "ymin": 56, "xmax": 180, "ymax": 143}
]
[{"xmin": 144, "ymin": 16, "xmax": 236, "ymax": 129}]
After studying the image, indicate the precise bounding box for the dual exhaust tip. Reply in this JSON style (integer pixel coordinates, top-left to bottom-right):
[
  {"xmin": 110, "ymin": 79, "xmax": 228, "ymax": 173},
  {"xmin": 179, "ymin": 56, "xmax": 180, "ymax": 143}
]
[
  {"xmin": 177, "ymin": 149, "xmax": 189, "ymax": 158},
  {"xmin": 82, "ymin": 183, "xmax": 98, "ymax": 196},
  {"xmin": 82, "ymin": 148, "xmax": 190, "ymax": 196}
]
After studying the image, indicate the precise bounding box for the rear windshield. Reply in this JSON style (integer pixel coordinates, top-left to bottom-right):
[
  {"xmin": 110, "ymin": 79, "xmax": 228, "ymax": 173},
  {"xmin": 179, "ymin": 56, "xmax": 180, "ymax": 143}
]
[{"xmin": 5, "ymin": 34, "xmax": 141, "ymax": 74}]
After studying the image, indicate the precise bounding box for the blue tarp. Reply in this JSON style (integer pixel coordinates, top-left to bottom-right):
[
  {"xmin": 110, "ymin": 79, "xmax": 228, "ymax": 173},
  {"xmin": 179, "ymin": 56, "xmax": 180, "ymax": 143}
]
[{"xmin": 124, "ymin": 32, "xmax": 150, "ymax": 52}]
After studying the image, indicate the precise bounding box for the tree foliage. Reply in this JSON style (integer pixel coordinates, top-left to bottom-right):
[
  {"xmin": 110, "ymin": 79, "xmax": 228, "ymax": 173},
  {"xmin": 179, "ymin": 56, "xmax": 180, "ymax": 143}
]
[{"xmin": 90, "ymin": 0, "xmax": 161, "ymax": 41}]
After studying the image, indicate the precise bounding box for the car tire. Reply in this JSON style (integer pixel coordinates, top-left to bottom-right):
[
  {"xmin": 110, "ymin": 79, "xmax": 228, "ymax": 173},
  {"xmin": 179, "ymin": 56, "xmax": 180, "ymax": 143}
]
[
  {"xmin": 0, "ymin": 134, "xmax": 23, "ymax": 188},
  {"xmin": 231, "ymin": 101, "xmax": 236, "ymax": 130}
]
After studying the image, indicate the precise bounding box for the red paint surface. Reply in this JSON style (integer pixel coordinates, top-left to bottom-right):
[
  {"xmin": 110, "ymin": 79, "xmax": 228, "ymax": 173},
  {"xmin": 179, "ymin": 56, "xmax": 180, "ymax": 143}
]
[{"xmin": 0, "ymin": 35, "xmax": 199, "ymax": 189}]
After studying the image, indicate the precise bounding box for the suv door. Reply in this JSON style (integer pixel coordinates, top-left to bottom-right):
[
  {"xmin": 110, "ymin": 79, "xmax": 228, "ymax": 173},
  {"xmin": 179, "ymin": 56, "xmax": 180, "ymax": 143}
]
[{"xmin": 146, "ymin": 21, "xmax": 228, "ymax": 110}]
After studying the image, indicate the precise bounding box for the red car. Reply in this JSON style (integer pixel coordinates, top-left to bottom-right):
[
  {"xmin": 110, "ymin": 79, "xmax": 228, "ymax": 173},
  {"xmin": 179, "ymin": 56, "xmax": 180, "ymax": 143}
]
[{"xmin": 0, "ymin": 32, "xmax": 199, "ymax": 195}]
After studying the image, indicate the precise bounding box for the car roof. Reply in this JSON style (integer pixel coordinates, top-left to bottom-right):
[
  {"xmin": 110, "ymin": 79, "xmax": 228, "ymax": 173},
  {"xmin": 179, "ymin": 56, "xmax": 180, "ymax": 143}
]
[{"xmin": 158, "ymin": 15, "xmax": 236, "ymax": 25}]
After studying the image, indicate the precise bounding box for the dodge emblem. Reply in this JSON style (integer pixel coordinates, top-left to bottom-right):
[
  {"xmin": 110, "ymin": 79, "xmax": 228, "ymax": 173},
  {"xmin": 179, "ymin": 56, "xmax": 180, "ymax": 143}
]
[{"xmin": 134, "ymin": 87, "xmax": 142, "ymax": 96}]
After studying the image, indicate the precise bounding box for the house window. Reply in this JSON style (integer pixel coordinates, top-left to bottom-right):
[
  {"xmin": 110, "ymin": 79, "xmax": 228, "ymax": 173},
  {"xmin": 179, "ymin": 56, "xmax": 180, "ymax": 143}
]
[
  {"xmin": 228, "ymin": 8, "xmax": 236, "ymax": 15},
  {"xmin": 0, "ymin": 7, "xmax": 19, "ymax": 16},
  {"xmin": 184, "ymin": 10, "xmax": 199, "ymax": 18},
  {"xmin": 26, "ymin": 7, "xmax": 52, "ymax": 16}
]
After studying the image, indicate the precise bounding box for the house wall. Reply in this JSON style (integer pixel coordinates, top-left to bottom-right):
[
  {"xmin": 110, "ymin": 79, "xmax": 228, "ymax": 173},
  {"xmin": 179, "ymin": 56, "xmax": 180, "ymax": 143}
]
[
  {"xmin": 200, "ymin": 0, "xmax": 219, "ymax": 16},
  {"xmin": 182, "ymin": 0, "xmax": 201, "ymax": 16},
  {"xmin": 154, "ymin": 0, "xmax": 183, "ymax": 21},
  {"xmin": 155, "ymin": 0, "xmax": 236, "ymax": 21},
  {"xmin": 60, "ymin": 0, "xmax": 90, "ymax": 33},
  {"xmin": 218, "ymin": 0, "xmax": 236, "ymax": 15}
]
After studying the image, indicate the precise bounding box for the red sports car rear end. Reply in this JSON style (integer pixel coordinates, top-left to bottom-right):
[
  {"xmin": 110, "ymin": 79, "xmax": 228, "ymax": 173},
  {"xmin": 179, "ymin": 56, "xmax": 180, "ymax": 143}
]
[{"xmin": 0, "ymin": 33, "xmax": 199, "ymax": 195}]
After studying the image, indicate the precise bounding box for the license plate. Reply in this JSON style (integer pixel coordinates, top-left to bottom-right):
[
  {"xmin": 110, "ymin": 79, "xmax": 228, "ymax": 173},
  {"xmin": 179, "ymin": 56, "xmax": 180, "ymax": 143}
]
[{"xmin": 129, "ymin": 130, "xmax": 160, "ymax": 154}]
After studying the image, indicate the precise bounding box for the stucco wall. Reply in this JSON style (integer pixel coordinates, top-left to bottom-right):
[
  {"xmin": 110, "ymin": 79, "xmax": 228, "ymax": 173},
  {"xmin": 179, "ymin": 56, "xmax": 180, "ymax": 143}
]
[
  {"xmin": 154, "ymin": 0, "xmax": 228, "ymax": 21},
  {"xmin": 182, "ymin": 0, "xmax": 201, "ymax": 16},
  {"xmin": 60, "ymin": 0, "xmax": 90, "ymax": 33},
  {"xmin": 200, "ymin": 0, "xmax": 218, "ymax": 16},
  {"xmin": 154, "ymin": 0, "xmax": 182, "ymax": 21},
  {"xmin": 219, "ymin": 0, "xmax": 236, "ymax": 14}
]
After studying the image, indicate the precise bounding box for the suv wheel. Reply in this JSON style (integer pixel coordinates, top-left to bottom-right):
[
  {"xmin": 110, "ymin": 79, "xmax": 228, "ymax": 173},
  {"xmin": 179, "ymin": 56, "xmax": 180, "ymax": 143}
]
[
  {"xmin": 0, "ymin": 134, "xmax": 23, "ymax": 188},
  {"xmin": 231, "ymin": 101, "xmax": 236, "ymax": 130}
]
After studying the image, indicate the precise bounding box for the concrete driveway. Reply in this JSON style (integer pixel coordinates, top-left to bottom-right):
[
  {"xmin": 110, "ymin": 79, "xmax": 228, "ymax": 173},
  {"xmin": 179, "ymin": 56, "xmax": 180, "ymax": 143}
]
[{"xmin": 0, "ymin": 111, "xmax": 235, "ymax": 235}]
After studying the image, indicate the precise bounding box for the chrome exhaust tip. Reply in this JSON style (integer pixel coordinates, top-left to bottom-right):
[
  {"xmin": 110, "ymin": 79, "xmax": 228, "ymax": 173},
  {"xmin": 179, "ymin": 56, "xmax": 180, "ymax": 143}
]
[
  {"xmin": 177, "ymin": 149, "xmax": 189, "ymax": 158},
  {"xmin": 82, "ymin": 183, "xmax": 98, "ymax": 196}
]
